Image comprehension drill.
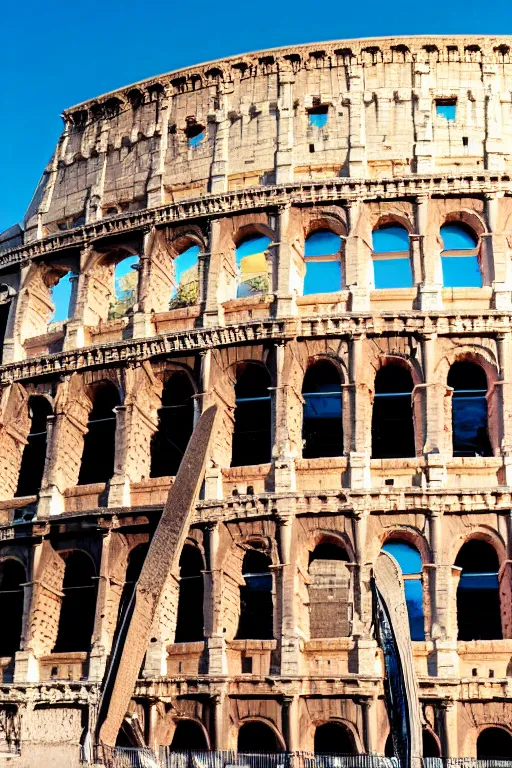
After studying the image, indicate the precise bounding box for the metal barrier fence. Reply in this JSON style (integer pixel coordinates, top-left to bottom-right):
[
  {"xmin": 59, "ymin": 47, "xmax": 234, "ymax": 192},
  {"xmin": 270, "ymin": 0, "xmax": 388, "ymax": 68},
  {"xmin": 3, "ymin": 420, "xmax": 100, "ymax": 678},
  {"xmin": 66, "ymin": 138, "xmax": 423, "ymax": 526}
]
[{"xmin": 109, "ymin": 751, "xmax": 512, "ymax": 768}]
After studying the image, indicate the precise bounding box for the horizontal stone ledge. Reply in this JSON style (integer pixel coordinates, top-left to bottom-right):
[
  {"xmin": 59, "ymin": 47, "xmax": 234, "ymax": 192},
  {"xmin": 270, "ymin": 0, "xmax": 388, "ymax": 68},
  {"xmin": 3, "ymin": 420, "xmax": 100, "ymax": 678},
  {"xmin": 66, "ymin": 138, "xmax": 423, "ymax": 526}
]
[{"xmin": 1, "ymin": 172, "xmax": 510, "ymax": 270}]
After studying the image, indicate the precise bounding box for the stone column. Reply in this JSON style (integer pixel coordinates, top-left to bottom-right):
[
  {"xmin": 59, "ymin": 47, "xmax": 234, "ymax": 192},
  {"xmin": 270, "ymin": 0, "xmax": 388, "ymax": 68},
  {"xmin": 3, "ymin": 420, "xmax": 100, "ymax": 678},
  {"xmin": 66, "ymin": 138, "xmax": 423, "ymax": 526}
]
[
  {"xmin": 203, "ymin": 218, "xmax": 227, "ymax": 327},
  {"xmin": 416, "ymin": 196, "xmax": 442, "ymax": 310},
  {"xmin": 88, "ymin": 531, "xmax": 113, "ymax": 681},
  {"xmin": 345, "ymin": 201, "xmax": 371, "ymax": 312},
  {"xmin": 276, "ymin": 63, "xmax": 295, "ymax": 184},
  {"xmin": 440, "ymin": 700, "xmax": 458, "ymax": 758},
  {"xmin": 213, "ymin": 693, "xmax": 226, "ymax": 749},
  {"xmin": 272, "ymin": 342, "xmax": 299, "ymax": 492},
  {"xmin": 277, "ymin": 512, "xmax": 300, "ymax": 676},
  {"xmin": 421, "ymin": 333, "xmax": 448, "ymax": 487},
  {"xmin": 496, "ymin": 332, "xmax": 512, "ymax": 484},
  {"xmin": 349, "ymin": 334, "xmax": 371, "ymax": 488},
  {"xmin": 413, "ymin": 57, "xmax": 434, "ymax": 174},
  {"xmin": 206, "ymin": 521, "xmax": 228, "ymax": 675},
  {"xmin": 347, "ymin": 67, "xmax": 366, "ymax": 177},
  {"xmin": 210, "ymin": 84, "xmax": 230, "ymax": 193},
  {"xmin": 282, "ymin": 695, "xmax": 299, "ymax": 751},
  {"xmin": 275, "ymin": 205, "xmax": 300, "ymax": 317},
  {"xmin": 132, "ymin": 229, "xmax": 156, "ymax": 339}
]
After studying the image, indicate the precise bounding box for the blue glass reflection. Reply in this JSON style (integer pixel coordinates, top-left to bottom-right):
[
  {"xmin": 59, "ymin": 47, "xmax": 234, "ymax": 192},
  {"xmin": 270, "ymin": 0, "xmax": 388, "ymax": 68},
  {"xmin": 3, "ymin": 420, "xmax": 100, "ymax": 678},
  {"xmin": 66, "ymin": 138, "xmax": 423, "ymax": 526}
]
[
  {"xmin": 440, "ymin": 224, "xmax": 478, "ymax": 250},
  {"xmin": 304, "ymin": 260, "xmax": 341, "ymax": 295},
  {"xmin": 372, "ymin": 226, "xmax": 409, "ymax": 253},
  {"xmin": 236, "ymin": 236, "xmax": 271, "ymax": 260},
  {"xmin": 442, "ymin": 255, "xmax": 482, "ymax": 288},
  {"xmin": 303, "ymin": 387, "xmax": 342, "ymax": 420},
  {"xmin": 50, "ymin": 272, "xmax": 75, "ymax": 322},
  {"xmin": 382, "ymin": 541, "xmax": 422, "ymax": 575},
  {"xmin": 459, "ymin": 573, "xmax": 499, "ymax": 590},
  {"xmin": 382, "ymin": 541, "xmax": 424, "ymax": 641},
  {"xmin": 452, "ymin": 394, "xmax": 488, "ymax": 455},
  {"xmin": 437, "ymin": 102, "xmax": 456, "ymax": 121},
  {"xmin": 373, "ymin": 258, "xmax": 413, "ymax": 289},
  {"xmin": 305, "ymin": 231, "xmax": 341, "ymax": 257},
  {"xmin": 309, "ymin": 111, "xmax": 328, "ymax": 129}
]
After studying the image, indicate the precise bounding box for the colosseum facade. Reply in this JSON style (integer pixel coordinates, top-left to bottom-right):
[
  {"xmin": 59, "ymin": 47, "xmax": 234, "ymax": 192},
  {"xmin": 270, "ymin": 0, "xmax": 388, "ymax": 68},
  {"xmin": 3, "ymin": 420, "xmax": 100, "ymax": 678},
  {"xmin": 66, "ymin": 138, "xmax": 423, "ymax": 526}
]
[{"xmin": 0, "ymin": 34, "xmax": 512, "ymax": 767}]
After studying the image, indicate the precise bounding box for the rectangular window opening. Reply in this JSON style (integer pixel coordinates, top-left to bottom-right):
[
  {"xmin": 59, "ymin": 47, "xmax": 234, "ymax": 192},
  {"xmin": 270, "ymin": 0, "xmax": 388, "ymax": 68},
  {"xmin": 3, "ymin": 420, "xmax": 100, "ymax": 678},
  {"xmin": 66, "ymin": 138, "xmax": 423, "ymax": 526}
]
[
  {"xmin": 241, "ymin": 654, "xmax": 253, "ymax": 674},
  {"xmin": 308, "ymin": 105, "xmax": 328, "ymax": 129},
  {"xmin": 436, "ymin": 99, "xmax": 457, "ymax": 121}
]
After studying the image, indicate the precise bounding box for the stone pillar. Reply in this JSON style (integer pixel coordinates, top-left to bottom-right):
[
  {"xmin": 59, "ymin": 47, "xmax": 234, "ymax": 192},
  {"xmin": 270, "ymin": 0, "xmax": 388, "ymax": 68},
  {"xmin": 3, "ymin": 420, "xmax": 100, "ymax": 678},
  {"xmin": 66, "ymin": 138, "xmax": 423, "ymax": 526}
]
[
  {"xmin": 275, "ymin": 205, "xmax": 300, "ymax": 317},
  {"xmin": 132, "ymin": 229, "xmax": 156, "ymax": 339},
  {"xmin": 349, "ymin": 334, "xmax": 371, "ymax": 488},
  {"xmin": 282, "ymin": 695, "xmax": 299, "ymax": 751},
  {"xmin": 107, "ymin": 363, "xmax": 161, "ymax": 508},
  {"xmin": 272, "ymin": 342, "xmax": 299, "ymax": 492},
  {"xmin": 347, "ymin": 68, "xmax": 366, "ymax": 177},
  {"xmin": 276, "ymin": 63, "xmax": 295, "ymax": 184},
  {"xmin": 440, "ymin": 701, "xmax": 458, "ymax": 758},
  {"xmin": 88, "ymin": 532, "xmax": 112, "ymax": 681},
  {"xmin": 203, "ymin": 218, "xmax": 227, "ymax": 327},
  {"xmin": 421, "ymin": 333, "xmax": 448, "ymax": 487},
  {"xmin": 416, "ymin": 196, "xmax": 442, "ymax": 309},
  {"xmin": 206, "ymin": 521, "xmax": 228, "ymax": 675},
  {"xmin": 413, "ymin": 58, "xmax": 434, "ymax": 173},
  {"xmin": 496, "ymin": 332, "xmax": 512, "ymax": 484},
  {"xmin": 345, "ymin": 201, "xmax": 371, "ymax": 312},
  {"xmin": 210, "ymin": 85, "xmax": 230, "ymax": 193},
  {"xmin": 277, "ymin": 512, "xmax": 300, "ymax": 676},
  {"xmin": 359, "ymin": 697, "xmax": 373, "ymax": 754},
  {"xmin": 213, "ymin": 693, "xmax": 226, "ymax": 749}
]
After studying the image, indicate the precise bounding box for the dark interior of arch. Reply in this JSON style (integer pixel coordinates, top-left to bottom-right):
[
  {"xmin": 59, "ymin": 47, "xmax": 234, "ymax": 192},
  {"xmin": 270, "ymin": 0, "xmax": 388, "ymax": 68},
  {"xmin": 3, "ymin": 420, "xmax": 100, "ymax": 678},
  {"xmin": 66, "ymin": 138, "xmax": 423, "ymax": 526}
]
[
  {"xmin": 150, "ymin": 372, "xmax": 194, "ymax": 478},
  {"xmin": 231, "ymin": 363, "xmax": 271, "ymax": 467},
  {"xmin": 115, "ymin": 543, "xmax": 149, "ymax": 635},
  {"xmin": 0, "ymin": 560, "xmax": 26, "ymax": 657},
  {"xmin": 237, "ymin": 721, "xmax": 282, "ymax": 753},
  {"xmin": 477, "ymin": 727, "xmax": 512, "ymax": 758},
  {"xmin": 302, "ymin": 361, "xmax": 343, "ymax": 458},
  {"xmin": 314, "ymin": 722, "xmax": 357, "ymax": 754},
  {"xmin": 0, "ymin": 302, "xmax": 10, "ymax": 359},
  {"xmin": 171, "ymin": 720, "xmax": 209, "ymax": 750},
  {"xmin": 53, "ymin": 551, "xmax": 97, "ymax": 652},
  {"xmin": 455, "ymin": 540, "xmax": 502, "ymax": 640},
  {"xmin": 448, "ymin": 362, "xmax": 492, "ymax": 457},
  {"xmin": 78, "ymin": 382, "xmax": 120, "ymax": 485},
  {"xmin": 175, "ymin": 544, "xmax": 204, "ymax": 643},
  {"xmin": 372, "ymin": 365, "xmax": 415, "ymax": 458},
  {"xmin": 309, "ymin": 541, "xmax": 349, "ymax": 564},
  {"xmin": 422, "ymin": 729, "xmax": 441, "ymax": 757},
  {"xmin": 236, "ymin": 549, "xmax": 273, "ymax": 640},
  {"xmin": 16, "ymin": 396, "xmax": 53, "ymax": 497}
]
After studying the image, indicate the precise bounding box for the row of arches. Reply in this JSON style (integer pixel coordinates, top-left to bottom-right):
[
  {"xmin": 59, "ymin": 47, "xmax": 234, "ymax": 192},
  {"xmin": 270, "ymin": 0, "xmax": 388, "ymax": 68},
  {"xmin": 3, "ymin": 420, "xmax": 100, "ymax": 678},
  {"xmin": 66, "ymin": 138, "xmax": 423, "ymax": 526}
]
[
  {"xmin": 7, "ymin": 217, "xmax": 488, "ymax": 358},
  {"xmin": 1, "ymin": 526, "xmax": 505, "ymax": 661},
  {"xmin": 149, "ymin": 718, "xmax": 512, "ymax": 759}
]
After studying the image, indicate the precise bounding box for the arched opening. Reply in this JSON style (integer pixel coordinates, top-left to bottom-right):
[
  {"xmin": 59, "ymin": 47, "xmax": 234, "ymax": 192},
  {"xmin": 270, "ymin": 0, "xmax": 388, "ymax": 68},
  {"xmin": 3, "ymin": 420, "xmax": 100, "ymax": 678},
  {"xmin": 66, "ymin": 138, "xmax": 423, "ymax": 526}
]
[
  {"xmin": 170, "ymin": 246, "xmax": 200, "ymax": 309},
  {"xmin": 175, "ymin": 544, "xmax": 204, "ymax": 643},
  {"xmin": 455, "ymin": 540, "xmax": 501, "ymax": 640},
  {"xmin": 231, "ymin": 363, "xmax": 271, "ymax": 467},
  {"xmin": 116, "ymin": 543, "xmax": 149, "ymax": 632},
  {"xmin": 236, "ymin": 235, "xmax": 271, "ymax": 298},
  {"xmin": 302, "ymin": 361, "xmax": 343, "ymax": 458},
  {"xmin": 108, "ymin": 255, "xmax": 139, "ymax": 318},
  {"xmin": 308, "ymin": 542, "xmax": 351, "ymax": 638},
  {"xmin": 78, "ymin": 382, "xmax": 120, "ymax": 485},
  {"xmin": 236, "ymin": 549, "xmax": 273, "ymax": 640},
  {"xmin": 237, "ymin": 721, "xmax": 282, "ymax": 753},
  {"xmin": 53, "ymin": 551, "xmax": 97, "ymax": 652},
  {"xmin": 381, "ymin": 540, "xmax": 425, "ymax": 640},
  {"xmin": 372, "ymin": 224, "xmax": 412, "ymax": 289},
  {"xmin": 440, "ymin": 223, "xmax": 482, "ymax": 288},
  {"xmin": 448, "ymin": 362, "xmax": 492, "ymax": 457},
  {"xmin": 477, "ymin": 727, "xmax": 512, "ymax": 759},
  {"xmin": 171, "ymin": 720, "xmax": 208, "ymax": 750},
  {"xmin": 15, "ymin": 396, "xmax": 53, "ymax": 497},
  {"xmin": 150, "ymin": 372, "xmax": 195, "ymax": 477},
  {"xmin": 0, "ymin": 560, "xmax": 25, "ymax": 657},
  {"xmin": 372, "ymin": 365, "xmax": 415, "ymax": 458},
  {"xmin": 50, "ymin": 272, "xmax": 76, "ymax": 323},
  {"xmin": 422, "ymin": 729, "xmax": 441, "ymax": 758},
  {"xmin": 304, "ymin": 231, "xmax": 342, "ymax": 295},
  {"xmin": 314, "ymin": 722, "xmax": 357, "ymax": 754}
]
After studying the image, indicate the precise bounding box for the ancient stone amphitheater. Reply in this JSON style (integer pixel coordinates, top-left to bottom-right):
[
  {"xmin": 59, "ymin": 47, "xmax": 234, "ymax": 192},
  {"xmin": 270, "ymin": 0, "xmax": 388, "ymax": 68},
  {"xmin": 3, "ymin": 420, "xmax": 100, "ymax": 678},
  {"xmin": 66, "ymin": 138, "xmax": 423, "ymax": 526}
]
[{"xmin": 0, "ymin": 34, "xmax": 512, "ymax": 767}]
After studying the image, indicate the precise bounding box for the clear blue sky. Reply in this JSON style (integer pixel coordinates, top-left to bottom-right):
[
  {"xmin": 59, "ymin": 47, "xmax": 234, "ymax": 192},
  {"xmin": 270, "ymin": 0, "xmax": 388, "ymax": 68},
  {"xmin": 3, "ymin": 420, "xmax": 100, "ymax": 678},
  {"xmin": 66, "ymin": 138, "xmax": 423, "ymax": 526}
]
[{"xmin": 2, "ymin": 0, "xmax": 512, "ymax": 233}]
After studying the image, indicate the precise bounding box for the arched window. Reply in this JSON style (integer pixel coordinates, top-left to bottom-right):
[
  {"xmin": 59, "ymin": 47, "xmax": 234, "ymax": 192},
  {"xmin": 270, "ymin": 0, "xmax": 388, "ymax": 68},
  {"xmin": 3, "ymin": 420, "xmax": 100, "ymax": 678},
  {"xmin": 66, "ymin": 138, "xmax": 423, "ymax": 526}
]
[
  {"xmin": 0, "ymin": 560, "xmax": 25, "ymax": 657},
  {"xmin": 50, "ymin": 272, "xmax": 76, "ymax": 323},
  {"xmin": 236, "ymin": 550, "xmax": 273, "ymax": 640},
  {"xmin": 440, "ymin": 223, "xmax": 482, "ymax": 288},
  {"xmin": 53, "ymin": 551, "xmax": 97, "ymax": 652},
  {"xmin": 422, "ymin": 729, "xmax": 441, "ymax": 758},
  {"xmin": 175, "ymin": 545, "xmax": 204, "ymax": 643},
  {"xmin": 171, "ymin": 720, "xmax": 209, "ymax": 750},
  {"xmin": 116, "ymin": 543, "xmax": 148, "ymax": 632},
  {"xmin": 382, "ymin": 540, "xmax": 425, "ymax": 640},
  {"xmin": 448, "ymin": 362, "xmax": 491, "ymax": 457},
  {"xmin": 372, "ymin": 366, "xmax": 415, "ymax": 458},
  {"xmin": 150, "ymin": 372, "xmax": 194, "ymax": 478},
  {"xmin": 78, "ymin": 382, "xmax": 120, "ymax": 485},
  {"xmin": 302, "ymin": 361, "xmax": 343, "ymax": 458},
  {"xmin": 308, "ymin": 543, "xmax": 351, "ymax": 638},
  {"xmin": 236, "ymin": 235, "xmax": 271, "ymax": 298},
  {"xmin": 16, "ymin": 396, "xmax": 52, "ymax": 497},
  {"xmin": 455, "ymin": 540, "xmax": 501, "ymax": 640},
  {"xmin": 170, "ymin": 246, "xmax": 200, "ymax": 309},
  {"xmin": 108, "ymin": 255, "xmax": 139, "ymax": 318},
  {"xmin": 372, "ymin": 224, "xmax": 413, "ymax": 289},
  {"xmin": 237, "ymin": 721, "xmax": 282, "ymax": 753},
  {"xmin": 304, "ymin": 231, "xmax": 342, "ymax": 295},
  {"xmin": 231, "ymin": 363, "xmax": 271, "ymax": 467},
  {"xmin": 314, "ymin": 722, "xmax": 357, "ymax": 755},
  {"xmin": 477, "ymin": 727, "xmax": 512, "ymax": 759}
]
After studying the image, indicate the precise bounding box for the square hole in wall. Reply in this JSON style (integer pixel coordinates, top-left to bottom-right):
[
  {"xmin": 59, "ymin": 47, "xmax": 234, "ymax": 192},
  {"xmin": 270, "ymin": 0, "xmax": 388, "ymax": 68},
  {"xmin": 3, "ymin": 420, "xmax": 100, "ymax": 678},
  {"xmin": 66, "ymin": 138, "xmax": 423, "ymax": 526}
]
[
  {"xmin": 436, "ymin": 99, "xmax": 457, "ymax": 121},
  {"xmin": 241, "ymin": 654, "xmax": 253, "ymax": 674},
  {"xmin": 385, "ymin": 478, "xmax": 395, "ymax": 486},
  {"xmin": 308, "ymin": 105, "xmax": 328, "ymax": 128}
]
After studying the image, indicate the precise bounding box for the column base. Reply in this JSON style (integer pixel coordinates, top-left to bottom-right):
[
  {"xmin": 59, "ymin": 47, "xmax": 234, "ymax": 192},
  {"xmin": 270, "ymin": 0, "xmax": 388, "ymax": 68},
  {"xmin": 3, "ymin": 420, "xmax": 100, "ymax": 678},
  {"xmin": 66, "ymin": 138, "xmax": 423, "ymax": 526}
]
[
  {"xmin": 14, "ymin": 650, "xmax": 39, "ymax": 683},
  {"xmin": 37, "ymin": 485, "xmax": 65, "ymax": 517},
  {"xmin": 349, "ymin": 452, "xmax": 371, "ymax": 489},
  {"xmin": 207, "ymin": 635, "xmax": 228, "ymax": 675},
  {"xmin": 107, "ymin": 475, "xmax": 131, "ymax": 508}
]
